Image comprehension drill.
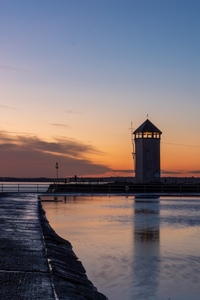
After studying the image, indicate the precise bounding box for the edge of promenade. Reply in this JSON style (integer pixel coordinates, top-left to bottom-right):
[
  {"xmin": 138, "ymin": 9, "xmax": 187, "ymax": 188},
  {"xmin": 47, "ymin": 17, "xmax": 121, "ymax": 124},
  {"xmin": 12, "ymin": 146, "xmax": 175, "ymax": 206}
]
[
  {"xmin": 0, "ymin": 193, "xmax": 108, "ymax": 300},
  {"xmin": 39, "ymin": 198, "xmax": 108, "ymax": 300}
]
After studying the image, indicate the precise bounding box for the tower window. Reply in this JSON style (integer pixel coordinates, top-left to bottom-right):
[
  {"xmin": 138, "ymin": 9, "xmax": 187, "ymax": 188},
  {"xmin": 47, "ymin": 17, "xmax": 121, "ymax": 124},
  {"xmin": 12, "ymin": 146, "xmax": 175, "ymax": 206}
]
[
  {"xmin": 153, "ymin": 133, "xmax": 160, "ymax": 138},
  {"xmin": 135, "ymin": 132, "xmax": 160, "ymax": 139},
  {"xmin": 143, "ymin": 132, "xmax": 152, "ymax": 138}
]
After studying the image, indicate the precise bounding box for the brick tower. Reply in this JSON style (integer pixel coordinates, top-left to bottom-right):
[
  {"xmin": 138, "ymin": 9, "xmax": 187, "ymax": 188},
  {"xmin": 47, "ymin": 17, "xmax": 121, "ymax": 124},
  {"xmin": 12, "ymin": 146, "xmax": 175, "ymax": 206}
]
[{"xmin": 133, "ymin": 119, "xmax": 162, "ymax": 183}]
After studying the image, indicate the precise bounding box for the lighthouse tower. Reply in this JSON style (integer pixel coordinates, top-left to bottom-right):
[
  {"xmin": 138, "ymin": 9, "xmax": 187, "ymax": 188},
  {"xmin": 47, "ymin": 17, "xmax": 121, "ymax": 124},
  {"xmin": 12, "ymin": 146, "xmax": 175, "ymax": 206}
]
[{"xmin": 133, "ymin": 119, "xmax": 162, "ymax": 183}]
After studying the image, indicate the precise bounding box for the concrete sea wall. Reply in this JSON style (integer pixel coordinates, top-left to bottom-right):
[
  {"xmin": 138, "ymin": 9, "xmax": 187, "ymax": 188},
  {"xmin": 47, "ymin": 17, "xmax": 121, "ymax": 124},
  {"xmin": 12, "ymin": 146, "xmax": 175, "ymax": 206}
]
[
  {"xmin": 0, "ymin": 193, "xmax": 107, "ymax": 300},
  {"xmin": 39, "ymin": 200, "xmax": 108, "ymax": 300}
]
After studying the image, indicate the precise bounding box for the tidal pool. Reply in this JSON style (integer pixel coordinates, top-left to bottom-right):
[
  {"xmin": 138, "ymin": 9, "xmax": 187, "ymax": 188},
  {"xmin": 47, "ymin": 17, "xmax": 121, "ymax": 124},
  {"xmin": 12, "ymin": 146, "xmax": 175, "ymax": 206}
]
[{"xmin": 42, "ymin": 196, "xmax": 200, "ymax": 300}]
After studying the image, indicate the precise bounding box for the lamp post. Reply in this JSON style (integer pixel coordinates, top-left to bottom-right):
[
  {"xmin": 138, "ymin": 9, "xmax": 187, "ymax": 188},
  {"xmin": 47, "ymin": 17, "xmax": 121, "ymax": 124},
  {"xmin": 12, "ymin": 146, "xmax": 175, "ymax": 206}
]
[{"xmin": 55, "ymin": 162, "xmax": 59, "ymax": 183}]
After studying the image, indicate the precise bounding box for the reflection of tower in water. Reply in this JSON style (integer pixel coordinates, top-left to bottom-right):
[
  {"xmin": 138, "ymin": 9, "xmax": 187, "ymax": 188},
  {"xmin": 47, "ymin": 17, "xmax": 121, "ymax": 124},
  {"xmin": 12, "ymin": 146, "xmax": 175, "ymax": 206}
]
[
  {"xmin": 133, "ymin": 198, "xmax": 160, "ymax": 300},
  {"xmin": 134, "ymin": 199, "xmax": 160, "ymax": 242}
]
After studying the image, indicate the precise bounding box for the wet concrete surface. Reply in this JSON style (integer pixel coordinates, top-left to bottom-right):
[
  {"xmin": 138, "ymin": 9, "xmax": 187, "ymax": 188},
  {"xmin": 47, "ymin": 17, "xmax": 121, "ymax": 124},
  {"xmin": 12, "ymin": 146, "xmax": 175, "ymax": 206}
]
[{"xmin": 0, "ymin": 193, "xmax": 108, "ymax": 300}]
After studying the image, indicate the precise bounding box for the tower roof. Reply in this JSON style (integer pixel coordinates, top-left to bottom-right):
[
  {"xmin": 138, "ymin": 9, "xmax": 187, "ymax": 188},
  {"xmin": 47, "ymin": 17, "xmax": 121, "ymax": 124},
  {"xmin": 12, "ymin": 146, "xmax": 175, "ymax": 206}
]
[{"xmin": 133, "ymin": 119, "xmax": 162, "ymax": 134}]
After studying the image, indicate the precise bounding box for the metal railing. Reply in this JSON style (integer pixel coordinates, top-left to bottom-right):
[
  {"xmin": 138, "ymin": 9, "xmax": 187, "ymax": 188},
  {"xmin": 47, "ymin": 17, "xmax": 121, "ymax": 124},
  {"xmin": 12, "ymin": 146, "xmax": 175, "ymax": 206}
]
[
  {"xmin": 46, "ymin": 183, "xmax": 200, "ymax": 195},
  {"xmin": 0, "ymin": 183, "xmax": 49, "ymax": 193},
  {"xmin": 3, "ymin": 182, "xmax": 200, "ymax": 195}
]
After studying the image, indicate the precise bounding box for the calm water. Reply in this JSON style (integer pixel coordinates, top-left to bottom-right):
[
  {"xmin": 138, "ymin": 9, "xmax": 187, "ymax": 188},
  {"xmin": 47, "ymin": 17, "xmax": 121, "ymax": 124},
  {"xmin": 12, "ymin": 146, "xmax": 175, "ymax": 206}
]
[{"xmin": 42, "ymin": 196, "xmax": 200, "ymax": 300}]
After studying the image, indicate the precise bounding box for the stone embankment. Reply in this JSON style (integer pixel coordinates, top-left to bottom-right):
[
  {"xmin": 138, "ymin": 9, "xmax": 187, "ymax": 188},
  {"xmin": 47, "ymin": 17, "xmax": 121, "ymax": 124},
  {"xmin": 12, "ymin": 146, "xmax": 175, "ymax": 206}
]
[{"xmin": 0, "ymin": 193, "xmax": 108, "ymax": 300}]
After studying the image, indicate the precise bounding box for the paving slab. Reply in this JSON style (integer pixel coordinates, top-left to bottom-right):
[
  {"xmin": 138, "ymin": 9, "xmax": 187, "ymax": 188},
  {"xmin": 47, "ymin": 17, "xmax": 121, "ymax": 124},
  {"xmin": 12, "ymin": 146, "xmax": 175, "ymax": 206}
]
[{"xmin": 0, "ymin": 193, "xmax": 55, "ymax": 300}]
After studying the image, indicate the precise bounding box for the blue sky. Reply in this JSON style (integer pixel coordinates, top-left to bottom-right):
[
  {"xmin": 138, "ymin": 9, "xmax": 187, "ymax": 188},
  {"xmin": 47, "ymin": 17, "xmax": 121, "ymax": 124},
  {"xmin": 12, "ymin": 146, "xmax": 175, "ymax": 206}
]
[{"xmin": 0, "ymin": 1, "xmax": 199, "ymax": 177}]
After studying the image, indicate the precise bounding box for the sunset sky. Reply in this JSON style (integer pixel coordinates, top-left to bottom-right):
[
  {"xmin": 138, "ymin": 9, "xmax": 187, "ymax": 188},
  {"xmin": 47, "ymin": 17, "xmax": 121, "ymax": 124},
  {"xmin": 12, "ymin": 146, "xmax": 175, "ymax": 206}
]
[{"xmin": 0, "ymin": 0, "xmax": 200, "ymax": 178}]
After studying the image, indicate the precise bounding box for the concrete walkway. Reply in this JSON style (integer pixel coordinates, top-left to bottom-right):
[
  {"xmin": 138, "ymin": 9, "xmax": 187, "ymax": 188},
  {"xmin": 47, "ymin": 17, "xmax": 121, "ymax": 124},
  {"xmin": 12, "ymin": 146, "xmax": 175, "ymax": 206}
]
[{"xmin": 0, "ymin": 193, "xmax": 107, "ymax": 300}]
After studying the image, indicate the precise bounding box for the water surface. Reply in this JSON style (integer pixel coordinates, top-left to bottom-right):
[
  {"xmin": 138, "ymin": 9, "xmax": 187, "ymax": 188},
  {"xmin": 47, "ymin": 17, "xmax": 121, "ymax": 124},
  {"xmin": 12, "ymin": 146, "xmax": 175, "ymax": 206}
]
[{"xmin": 42, "ymin": 196, "xmax": 200, "ymax": 300}]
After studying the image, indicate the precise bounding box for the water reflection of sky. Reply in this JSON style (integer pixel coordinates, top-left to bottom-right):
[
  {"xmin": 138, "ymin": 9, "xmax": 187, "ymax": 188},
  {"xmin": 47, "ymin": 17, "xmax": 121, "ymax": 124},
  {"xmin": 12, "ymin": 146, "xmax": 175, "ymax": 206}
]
[{"xmin": 42, "ymin": 196, "xmax": 200, "ymax": 300}]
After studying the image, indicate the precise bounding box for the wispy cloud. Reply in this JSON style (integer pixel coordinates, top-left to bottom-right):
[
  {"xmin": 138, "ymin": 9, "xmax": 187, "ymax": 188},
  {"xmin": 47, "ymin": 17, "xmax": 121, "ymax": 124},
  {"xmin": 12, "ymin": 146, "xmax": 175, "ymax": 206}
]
[
  {"xmin": 187, "ymin": 170, "xmax": 200, "ymax": 174},
  {"xmin": 65, "ymin": 110, "xmax": 80, "ymax": 114},
  {"xmin": 0, "ymin": 104, "xmax": 18, "ymax": 110},
  {"xmin": 0, "ymin": 131, "xmax": 111, "ymax": 177},
  {"xmin": 161, "ymin": 169, "xmax": 184, "ymax": 175},
  {"xmin": 111, "ymin": 169, "xmax": 133, "ymax": 174},
  {"xmin": 0, "ymin": 64, "xmax": 27, "ymax": 72},
  {"xmin": 50, "ymin": 123, "xmax": 70, "ymax": 128}
]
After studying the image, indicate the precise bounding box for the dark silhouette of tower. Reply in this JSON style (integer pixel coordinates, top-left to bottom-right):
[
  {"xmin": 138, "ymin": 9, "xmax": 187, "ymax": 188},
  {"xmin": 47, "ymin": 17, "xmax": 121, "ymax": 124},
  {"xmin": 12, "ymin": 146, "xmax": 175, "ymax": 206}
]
[{"xmin": 133, "ymin": 119, "xmax": 162, "ymax": 183}]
